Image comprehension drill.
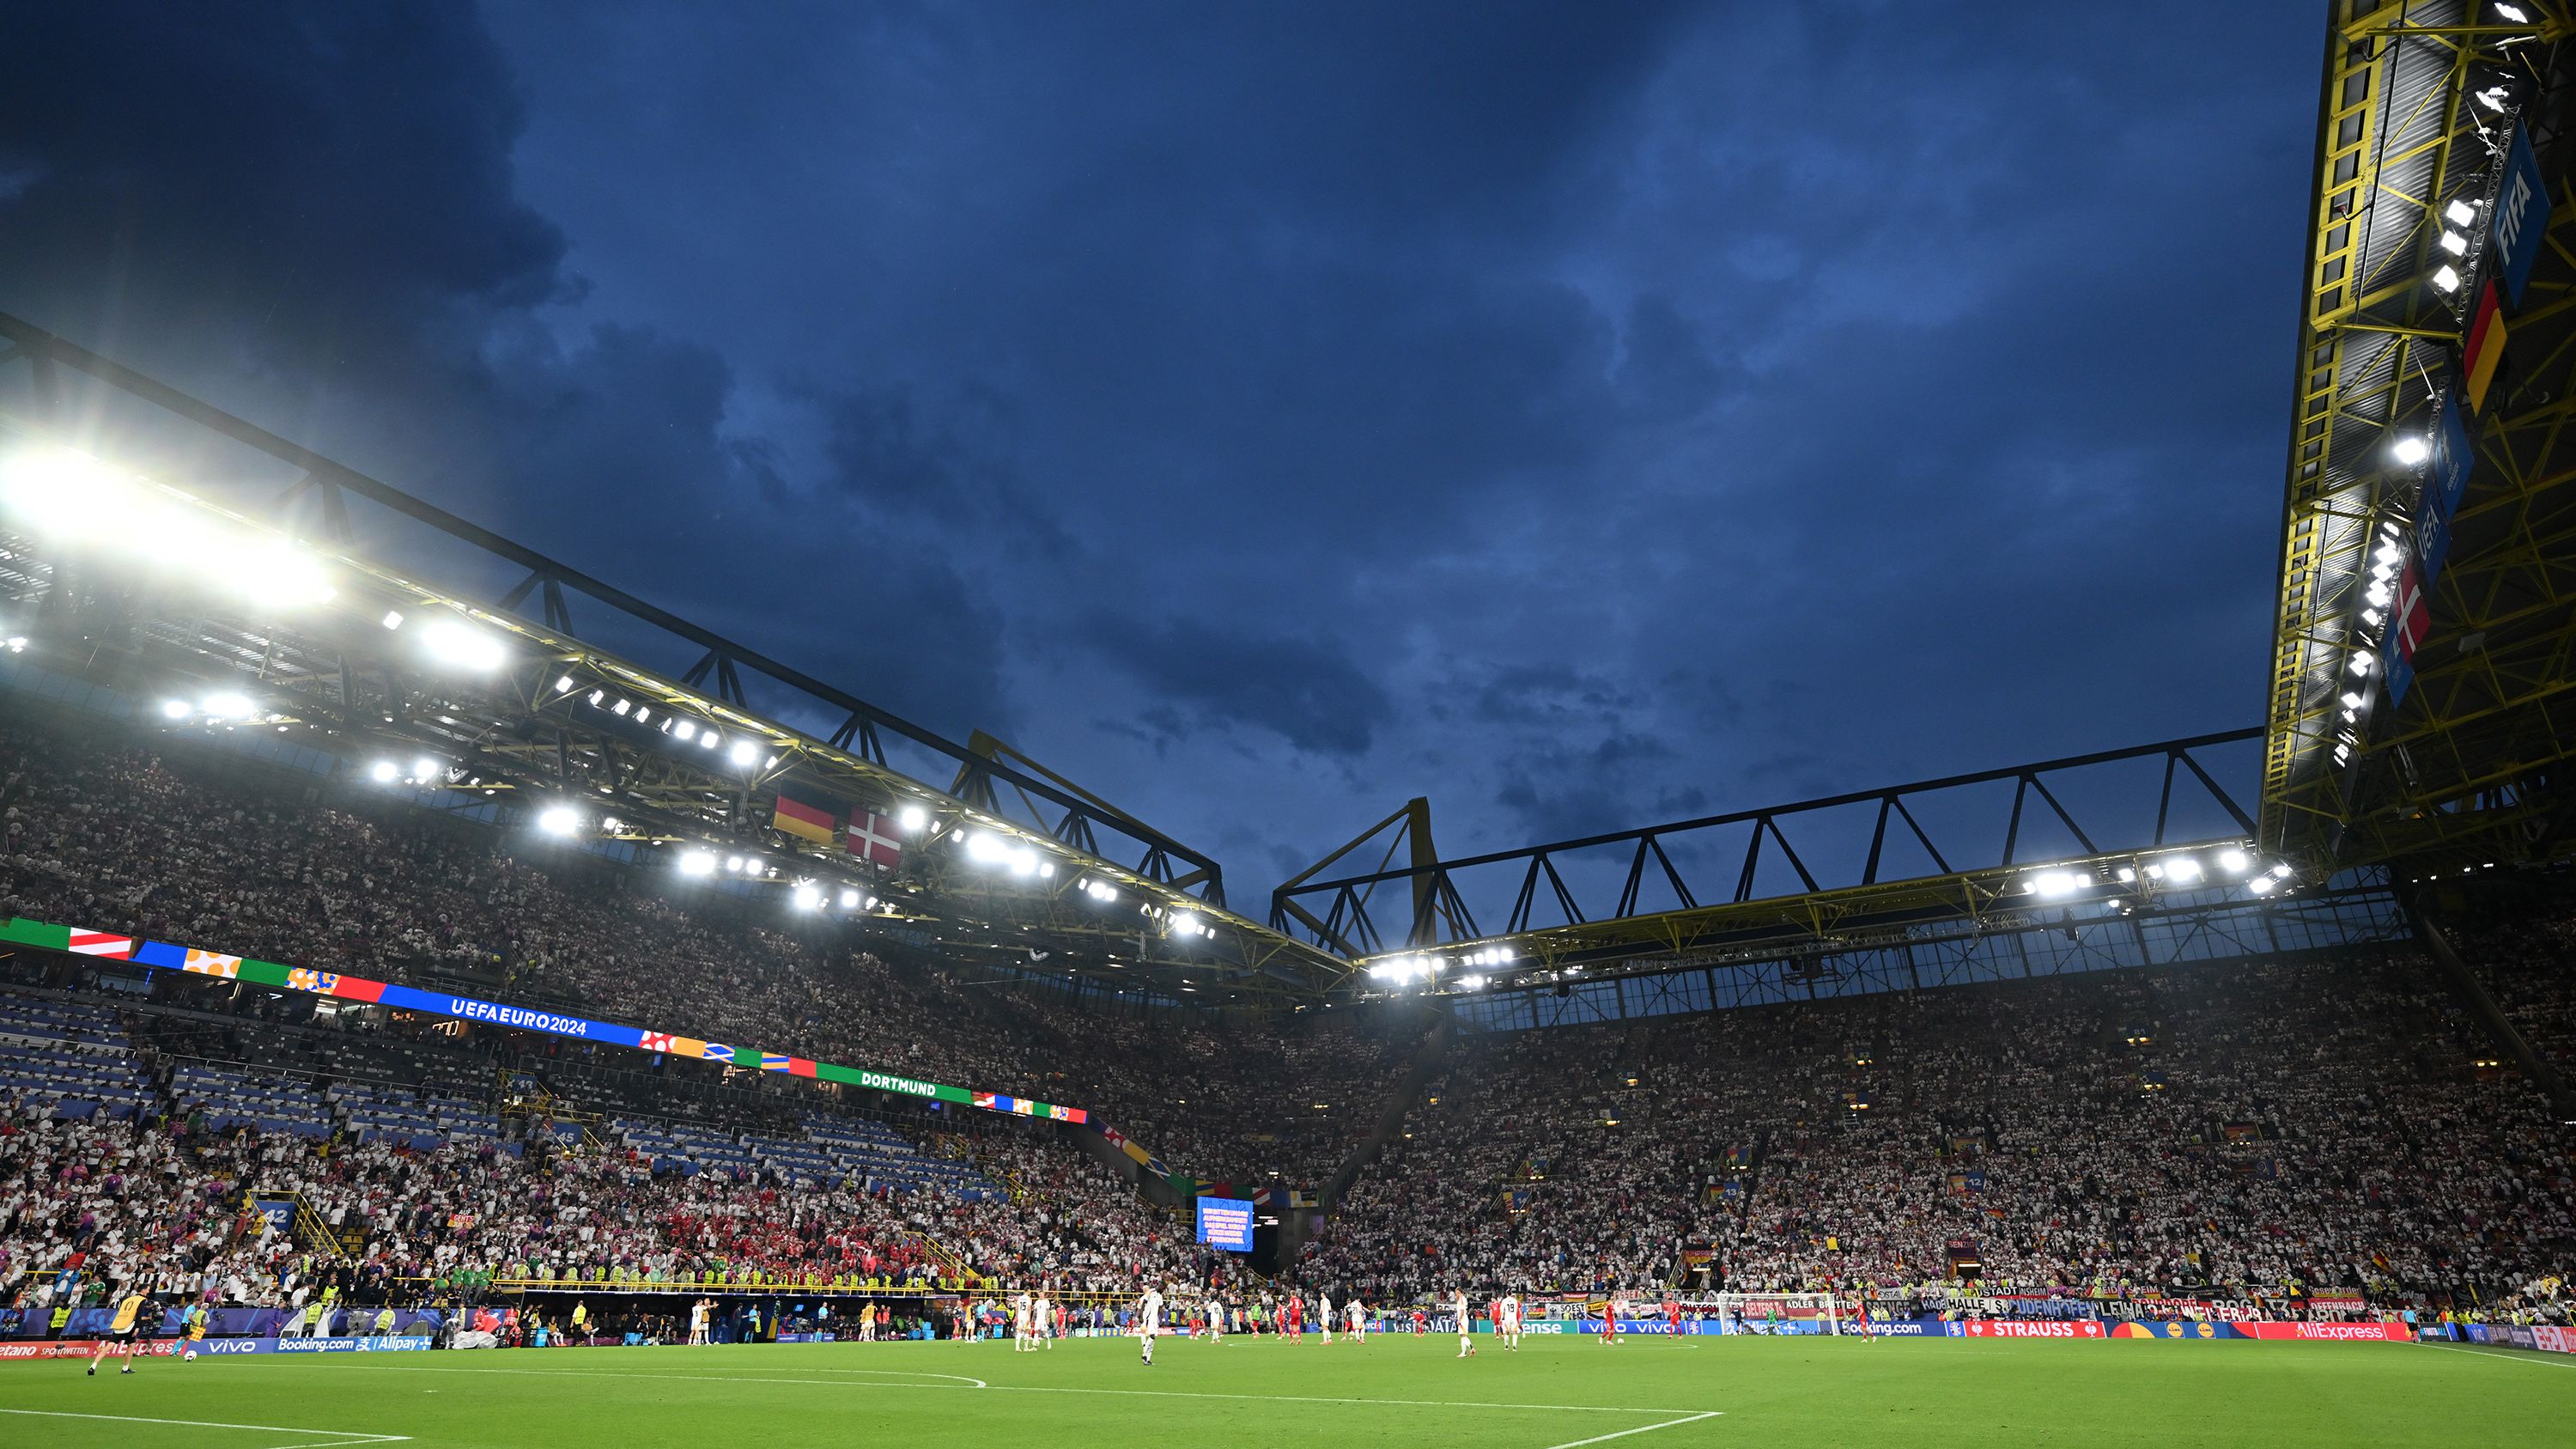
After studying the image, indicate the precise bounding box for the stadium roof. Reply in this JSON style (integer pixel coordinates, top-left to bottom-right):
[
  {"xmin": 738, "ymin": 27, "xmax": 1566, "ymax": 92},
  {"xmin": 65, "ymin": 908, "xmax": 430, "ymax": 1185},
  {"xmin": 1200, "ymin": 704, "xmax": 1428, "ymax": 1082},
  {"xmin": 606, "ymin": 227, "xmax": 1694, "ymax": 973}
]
[
  {"xmin": 0, "ymin": 311, "xmax": 1352, "ymax": 1005},
  {"xmin": 2262, "ymin": 0, "xmax": 2576, "ymax": 874}
]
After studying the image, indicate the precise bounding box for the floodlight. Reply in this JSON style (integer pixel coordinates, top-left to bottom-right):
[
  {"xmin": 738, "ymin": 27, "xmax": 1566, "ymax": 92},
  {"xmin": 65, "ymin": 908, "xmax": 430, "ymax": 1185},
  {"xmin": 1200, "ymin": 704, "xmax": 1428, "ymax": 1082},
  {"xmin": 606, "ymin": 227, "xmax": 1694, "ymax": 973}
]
[
  {"xmin": 2350, "ymin": 653, "xmax": 2374, "ymax": 676},
  {"xmin": 420, "ymin": 618, "xmax": 506, "ymax": 671},
  {"xmin": 678, "ymin": 849, "xmax": 717, "ymax": 877},
  {"xmin": 2165, "ymin": 857, "xmax": 2203, "ymax": 883},
  {"xmin": 383, "ymin": 612, "xmax": 406, "ymax": 630},
  {"xmin": 793, "ymin": 884, "xmax": 823, "ymax": 911},
  {"xmin": 538, "ymin": 807, "xmax": 580, "ymax": 837},
  {"xmin": 2116, "ymin": 867, "xmax": 2136, "ymax": 883},
  {"xmin": 898, "ymin": 805, "xmax": 927, "ymax": 832},
  {"xmin": 2340, "ymin": 691, "xmax": 2367, "ymax": 711},
  {"xmin": 672, "ymin": 721, "xmax": 696, "ymax": 741},
  {"xmin": 2475, "ymin": 84, "xmax": 2513, "ymax": 112},
  {"xmin": 2496, "ymin": 3, "xmax": 2530, "ymax": 22},
  {"xmin": 1459, "ymin": 975, "xmax": 1485, "ymax": 991},
  {"xmin": 411, "ymin": 757, "xmax": 440, "ymax": 782},
  {"xmin": 160, "ymin": 699, "xmax": 191, "ymax": 720},
  {"xmin": 2446, "ymin": 199, "xmax": 2479, "ymax": 227},
  {"xmin": 0, "ymin": 447, "xmax": 127, "ymax": 535},
  {"xmin": 2438, "ymin": 230, "xmax": 2469, "ymax": 257},
  {"xmin": 368, "ymin": 760, "xmax": 398, "ymax": 783},
  {"xmin": 2217, "ymin": 847, "xmax": 2250, "ymax": 873},
  {"xmin": 2391, "ymin": 436, "xmax": 2431, "ymax": 466},
  {"xmin": 728, "ymin": 740, "xmax": 759, "ymax": 766},
  {"xmin": 839, "ymin": 888, "xmax": 861, "ymax": 908},
  {"xmin": 2432, "ymin": 265, "xmax": 2463, "ymax": 293},
  {"xmin": 1171, "ymin": 911, "xmax": 1201, "ymax": 936},
  {"xmin": 200, "ymin": 692, "xmax": 254, "ymax": 719},
  {"xmin": 2249, "ymin": 876, "xmax": 2277, "ymax": 895},
  {"xmin": 726, "ymin": 855, "xmax": 746, "ymax": 873},
  {"xmin": 698, "ymin": 732, "xmax": 720, "ymax": 751}
]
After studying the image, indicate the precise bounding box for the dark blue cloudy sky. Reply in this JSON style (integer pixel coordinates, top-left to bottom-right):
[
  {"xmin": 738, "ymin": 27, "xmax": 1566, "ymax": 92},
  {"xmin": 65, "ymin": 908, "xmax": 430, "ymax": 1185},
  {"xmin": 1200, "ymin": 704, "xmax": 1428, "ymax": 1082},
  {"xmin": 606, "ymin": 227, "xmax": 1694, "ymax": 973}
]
[{"xmin": 0, "ymin": 3, "xmax": 2317, "ymax": 896}]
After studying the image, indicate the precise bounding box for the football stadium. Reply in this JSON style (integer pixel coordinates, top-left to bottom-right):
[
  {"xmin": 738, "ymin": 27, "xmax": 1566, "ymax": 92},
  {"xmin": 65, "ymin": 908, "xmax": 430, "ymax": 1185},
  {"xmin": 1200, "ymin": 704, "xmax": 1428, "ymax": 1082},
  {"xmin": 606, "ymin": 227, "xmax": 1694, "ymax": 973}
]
[{"xmin": 1, "ymin": 3, "xmax": 2574, "ymax": 1446}]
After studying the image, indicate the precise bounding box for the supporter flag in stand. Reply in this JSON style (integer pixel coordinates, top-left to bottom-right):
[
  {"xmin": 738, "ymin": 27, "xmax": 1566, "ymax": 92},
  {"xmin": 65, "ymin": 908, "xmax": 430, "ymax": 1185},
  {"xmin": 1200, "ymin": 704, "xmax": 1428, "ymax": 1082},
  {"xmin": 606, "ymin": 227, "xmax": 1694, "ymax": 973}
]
[
  {"xmin": 67, "ymin": 929, "xmax": 134, "ymax": 959},
  {"xmin": 2463, "ymin": 277, "xmax": 2508, "ymax": 414},
  {"xmin": 845, "ymin": 810, "xmax": 902, "ymax": 869},
  {"xmin": 769, "ymin": 785, "xmax": 839, "ymax": 846}
]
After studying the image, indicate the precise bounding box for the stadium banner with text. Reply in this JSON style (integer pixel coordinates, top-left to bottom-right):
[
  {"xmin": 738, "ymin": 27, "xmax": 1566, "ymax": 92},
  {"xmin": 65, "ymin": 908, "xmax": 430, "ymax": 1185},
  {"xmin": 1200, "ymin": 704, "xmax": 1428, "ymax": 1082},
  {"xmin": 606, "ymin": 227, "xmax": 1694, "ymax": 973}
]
[
  {"xmin": 1194, "ymin": 1196, "xmax": 1255, "ymax": 1251},
  {"xmin": 2493, "ymin": 121, "xmax": 2551, "ymax": 307},
  {"xmin": 1943, "ymin": 1320, "xmax": 2105, "ymax": 1339},
  {"xmin": 2230, "ymin": 1321, "xmax": 2410, "ymax": 1342},
  {"xmin": 0, "ymin": 916, "xmax": 1084, "ymax": 1126},
  {"xmin": 189, "ymin": 1335, "xmax": 436, "ymax": 1355}
]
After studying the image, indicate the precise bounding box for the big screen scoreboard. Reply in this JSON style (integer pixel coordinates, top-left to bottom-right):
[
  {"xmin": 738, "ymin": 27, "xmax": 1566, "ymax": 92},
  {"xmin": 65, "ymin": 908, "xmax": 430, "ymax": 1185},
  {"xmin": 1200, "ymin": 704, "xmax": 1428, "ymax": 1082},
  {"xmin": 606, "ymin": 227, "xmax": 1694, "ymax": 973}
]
[{"xmin": 1194, "ymin": 1196, "xmax": 1254, "ymax": 1251}]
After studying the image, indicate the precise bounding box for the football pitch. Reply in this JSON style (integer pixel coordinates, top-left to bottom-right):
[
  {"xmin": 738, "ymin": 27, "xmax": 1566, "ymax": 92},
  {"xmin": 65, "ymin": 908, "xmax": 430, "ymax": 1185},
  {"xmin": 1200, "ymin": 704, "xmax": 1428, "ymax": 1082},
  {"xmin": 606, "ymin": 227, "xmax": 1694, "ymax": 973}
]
[{"xmin": 1, "ymin": 1334, "xmax": 2570, "ymax": 1449}]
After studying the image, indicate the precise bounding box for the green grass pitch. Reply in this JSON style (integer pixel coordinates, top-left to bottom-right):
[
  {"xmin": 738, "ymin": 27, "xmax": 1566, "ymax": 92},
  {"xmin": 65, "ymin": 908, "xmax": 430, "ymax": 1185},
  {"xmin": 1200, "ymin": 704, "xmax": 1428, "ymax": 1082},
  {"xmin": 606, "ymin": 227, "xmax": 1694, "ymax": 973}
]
[{"xmin": 2, "ymin": 1333, "xmax": 2569, "ymax": 1448}]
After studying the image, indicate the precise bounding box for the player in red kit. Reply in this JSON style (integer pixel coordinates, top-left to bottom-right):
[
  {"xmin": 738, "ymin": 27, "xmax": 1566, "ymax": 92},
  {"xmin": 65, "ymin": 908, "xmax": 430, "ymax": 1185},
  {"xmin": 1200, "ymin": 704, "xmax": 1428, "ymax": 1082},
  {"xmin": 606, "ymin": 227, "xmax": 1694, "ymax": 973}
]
[
  {"xmin": 1600, "ymin": 1293, "xmax": 1620, "ymax": 1346},
  {"xmin": 1285, "ymin": 1293, "xmax": 1303, "ymax": 1342},
  {"xmin": 1664, "ymin": 1294, "xmax": 1683, "ymax": 1337}
]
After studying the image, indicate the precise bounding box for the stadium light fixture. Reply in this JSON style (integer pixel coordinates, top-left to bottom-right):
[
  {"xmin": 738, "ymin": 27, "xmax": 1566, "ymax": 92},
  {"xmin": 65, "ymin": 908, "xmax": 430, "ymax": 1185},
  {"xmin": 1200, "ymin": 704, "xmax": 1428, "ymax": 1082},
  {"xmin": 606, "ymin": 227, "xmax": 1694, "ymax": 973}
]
[
  {"xmin": 2164, "ymin": 857, "xmax": 2203, "ymax": 884},
  {"xmin": 2032, "ymin": 870, "xmax": 2083, "ymax": 898},
  {"xmin": 898, "ymin": 805, "xmax": 927, "ymax": 833},
  {"xmin": 2249, "ymin": 876, "xmax": 2277, "ymax": 895},
  {"xmin": 2339, "ymin": 690, "xmax": 2368, "ymax": 712},
  {"xmin": 159, "ymin": 698, "xmax": 191, "ymax": 720},
  {"xmin": 2217, "ymin": 847, "xmax": 2250, "ymax": 874},
  {"xmin": 2431, "ymin": 265, "xmax": 2463, "ymax": 294},
  {"xmin": 2475, "ymin": 84, "xmax": 2514, "ymax": 112},
  {"xmin": 2391, "ymin": 436, "xmax": 2432, "ymax": 467},
  {"xmin": 410, "ymin": 757, "xmax": 440, "ymax": 782},
  {"xmin": 2438, "ymin": 230, "xmax": 2470, "ymax": 257},
  {"xmin": 2115, "ymin": 867, "xmax": 2136, "ymax": 883},
  {"xmin": 537, "ymin": 806, "xmax": 581, "ymax": 837},
  {"xmin": 728, "ymin": 740, "xmax": 760, "ymax": 766},
  {"xmin": 839, "ymin": 887, "xmax": 861, "ymax": 909},
  {"xmin": 382, "ymin": 611, "xmax": 405, "ymax": 630},
  {"xmin": 368, "ymin": 760, "xmax": 398, "ymax": 783},
  {"xmin": 2495, "ymin": 3, "xmax": 2530, "ymax": 22},
  {"xmin": 671, "ymin": 721, "xmax": 696, "ymax": 741},
  {"xmin": 678, "ymin": 849, "xmax": 717, "ymax": 877},
  {"xmin": 2446, "ymin": 199, "xmax": 2480, "ymax": 227},
  {"xmin": 200, "ymin": 692, "xmax": 254, "ymax": 719},
  {"xmin": 2373, "ymin": 541, "xmax": 2405, "ymax": 566},
  {"xmin": 725, "ymin": 855, "xmax": 746, "ymax": 873},
  {"xmin": 792, "ymin": 884, "xmax": 823, "ymax": 911},
  {"xmin": 1171, "ymin": 911, "xmax": 1201, "ymax": 937},
  {"xmin": 419, "ymin": 618, "xmax": 506, "ymax": 672},
  {"xmin": 698, "ymin": 731, "xmax": 720, "ymax": 751}
]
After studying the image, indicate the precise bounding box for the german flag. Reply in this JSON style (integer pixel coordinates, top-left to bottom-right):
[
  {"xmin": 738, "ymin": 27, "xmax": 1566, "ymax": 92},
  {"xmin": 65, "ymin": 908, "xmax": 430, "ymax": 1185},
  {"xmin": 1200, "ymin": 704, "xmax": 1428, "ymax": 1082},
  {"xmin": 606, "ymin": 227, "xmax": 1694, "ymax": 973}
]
[
  {"xmin": 2464, "ymin": 277, "xmax": 2507, "ymax": 413},
  {"xmin": 770, "ymin": 784, "xmax": 838, "ymax": 844}
]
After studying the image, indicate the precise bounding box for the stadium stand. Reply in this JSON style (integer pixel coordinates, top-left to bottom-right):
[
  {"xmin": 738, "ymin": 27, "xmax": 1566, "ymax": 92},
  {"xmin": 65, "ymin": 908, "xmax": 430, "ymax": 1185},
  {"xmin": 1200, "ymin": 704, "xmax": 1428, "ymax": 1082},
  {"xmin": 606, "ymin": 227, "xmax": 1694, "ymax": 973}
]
[{"xmin": 0, "ymin": 700, "xmax": 2570, "ymax": 1331}]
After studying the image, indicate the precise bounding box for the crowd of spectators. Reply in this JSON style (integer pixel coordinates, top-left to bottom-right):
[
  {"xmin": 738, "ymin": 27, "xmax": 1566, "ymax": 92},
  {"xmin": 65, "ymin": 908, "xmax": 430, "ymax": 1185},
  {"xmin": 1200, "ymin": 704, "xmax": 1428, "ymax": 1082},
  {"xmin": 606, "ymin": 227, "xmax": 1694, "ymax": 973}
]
[
  {"xmin": 1, "ymin": 702, "xmax": 2571, "ymax": 1322},
  {"xmin": 1299, "ymin": 951, "xmax": 2574, "ymax": 1312},
  {"xmin": 0, "ymin": 708, "xmax": 1413, "ymax": 1190}
]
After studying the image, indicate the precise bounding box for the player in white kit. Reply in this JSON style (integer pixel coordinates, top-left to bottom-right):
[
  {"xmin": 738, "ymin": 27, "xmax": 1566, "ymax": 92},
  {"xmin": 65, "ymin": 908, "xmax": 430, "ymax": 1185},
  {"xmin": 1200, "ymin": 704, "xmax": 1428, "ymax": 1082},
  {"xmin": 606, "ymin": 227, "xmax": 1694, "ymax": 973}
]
[
  {"xmin": 1455, "ymin": 1288, "xmax": 1477, "ymax": 1358},
  {"xmin": 1346, "ymin": 1296, "xmax": 1365, "ymax": 1341},
  {"xmin": 1139, "ymin": 1286, "xmax": 1163, "ymax": 1366},
  {"xmin": 1034, "ymin": 1291, "xmax": 1053, "ymax": 1350},
  {"xmin": 1012, "ymin": 1293, "xmax": 1032, "ymax": 1351},
  {"xmin": 1319, "ymin": 1291, "xmax": 1334, "ymax": 1345},
  {"xmin": 1500, "ymin": 1293, "xmax": 1520, "ymax": 1350}
]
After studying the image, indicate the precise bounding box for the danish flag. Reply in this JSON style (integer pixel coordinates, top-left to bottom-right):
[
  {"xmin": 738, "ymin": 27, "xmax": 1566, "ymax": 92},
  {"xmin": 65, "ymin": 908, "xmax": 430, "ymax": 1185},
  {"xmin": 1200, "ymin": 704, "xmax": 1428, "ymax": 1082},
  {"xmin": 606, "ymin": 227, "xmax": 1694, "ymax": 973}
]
[
  {"xmin": 2391, "ymin": 563, "xmax": 2431, "ymax": 662},
  {"xmin": 844, "ymin": 811, "xmax": 902, "ymax": 870}
]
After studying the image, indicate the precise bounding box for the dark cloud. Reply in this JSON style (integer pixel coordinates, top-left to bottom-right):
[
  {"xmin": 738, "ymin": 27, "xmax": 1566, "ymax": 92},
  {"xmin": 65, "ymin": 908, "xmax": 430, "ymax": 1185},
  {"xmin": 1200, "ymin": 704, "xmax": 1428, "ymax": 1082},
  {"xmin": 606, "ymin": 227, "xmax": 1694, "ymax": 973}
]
[
  {"xmin": 0, "ymin": 1, "xmax": 2325, "ymax": 898},
  {"xmin": 1090, "ymin": 619, "xmax": 1393, "ymax": 759}
]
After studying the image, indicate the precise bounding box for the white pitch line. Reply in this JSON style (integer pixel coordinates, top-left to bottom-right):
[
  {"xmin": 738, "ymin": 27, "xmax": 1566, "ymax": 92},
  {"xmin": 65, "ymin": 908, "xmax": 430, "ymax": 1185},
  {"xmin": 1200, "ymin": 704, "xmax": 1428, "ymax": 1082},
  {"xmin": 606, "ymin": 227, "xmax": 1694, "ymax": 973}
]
[
  {"xmin": 2414, "ymin": 1342, "xmax": 2576, "ymax": 1370},
  {"xmin": 344, "ymin": 1360, "xmax": 1714, "ymax": 1414},
  {"xmin": 0, "ymin": 1407, "xmax": 409, "ymax": 1443},
  {"xmin": 1540, "ymin": 1412, "xmax": 1723, "ymax": 1449}
]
